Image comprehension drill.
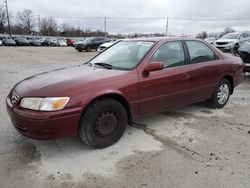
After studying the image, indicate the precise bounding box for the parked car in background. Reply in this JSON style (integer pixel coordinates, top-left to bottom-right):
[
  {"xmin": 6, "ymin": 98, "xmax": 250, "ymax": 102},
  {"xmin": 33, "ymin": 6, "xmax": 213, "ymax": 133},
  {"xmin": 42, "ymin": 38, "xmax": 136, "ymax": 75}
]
[
  {"xmin": 205, "ymin": 37, "xmax": 217, "ymax": 45},
  {"xmin": 6, "ymin": 37, "xmax": 244, "ymax": 148},
  {"xmin": 215, "ymin": 32, "xmax": 250, "ymax": 52},
  {"xmin": 72, "ymin": 38, "xmax": 85, "ymax": 47},
  {"xmin": 43, "ymin": 38, "xmax": 59, "ymax": 46},
  {"xmin": 42, "ymin": 38, "xmax": 52, "ymax": 46},
  {"xmin": 75, "ymin": 37, "xmax": 109, "ymax": 52},
  {"xmin": 237, "ymin": 38, "xmax": 250, "ymax": 72},
  {"xmin": 66, "ymin": 39, "xmax": 74, "ymax": 46},
  {"xmin": 97, "ymin": 39, "xmax": 118, "ymax": 52},
  {"xmin": 2, "ymin": 38, "xmax": 16, "ymax": 46},
  {"xmin": 27, "ymin": 38, "xmax": 43, "ymax": 46},
  {"xmin": 0, "ymin": 40, "xmax": 2, "ymax": 46},
  {"xmin": 14, "ymin": 37, "xmax": 30, "ymax": 46},
  {"xmin": 58, "ymin": 39, "xmax": 67, "ymax": 47}
]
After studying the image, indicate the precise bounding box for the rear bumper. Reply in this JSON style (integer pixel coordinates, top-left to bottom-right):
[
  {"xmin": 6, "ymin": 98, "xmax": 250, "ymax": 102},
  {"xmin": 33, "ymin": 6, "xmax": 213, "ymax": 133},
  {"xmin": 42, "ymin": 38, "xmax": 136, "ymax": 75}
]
[{"xmin": 6, "ymin": 101, "xmax": 82, "ymax": 139}]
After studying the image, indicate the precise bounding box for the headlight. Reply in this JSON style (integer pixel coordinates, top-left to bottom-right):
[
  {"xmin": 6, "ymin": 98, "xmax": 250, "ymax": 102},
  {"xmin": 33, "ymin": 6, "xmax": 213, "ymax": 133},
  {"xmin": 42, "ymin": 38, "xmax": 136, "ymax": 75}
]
[{"xmin": 20, "ymin": 97, "xmax": 70, "ymax": 111}]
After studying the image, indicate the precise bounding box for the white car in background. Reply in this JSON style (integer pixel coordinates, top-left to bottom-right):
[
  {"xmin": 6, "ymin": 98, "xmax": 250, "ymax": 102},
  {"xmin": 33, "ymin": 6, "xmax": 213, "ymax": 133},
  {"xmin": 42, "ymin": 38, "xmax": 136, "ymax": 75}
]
[
  {"xmin": 205, "ymin": 37, "xmax": 217, "ymax": 45},
  {"xmin": 58, "ymin": 39, "xmax": 67, "ymax": 47},
  {"xmin": 214, "ymin": 32, "xmax": 250, "ymax": 51},
  {"xmin": 97, "ymin": 40, "xmax": 118, "ymax": 52}
]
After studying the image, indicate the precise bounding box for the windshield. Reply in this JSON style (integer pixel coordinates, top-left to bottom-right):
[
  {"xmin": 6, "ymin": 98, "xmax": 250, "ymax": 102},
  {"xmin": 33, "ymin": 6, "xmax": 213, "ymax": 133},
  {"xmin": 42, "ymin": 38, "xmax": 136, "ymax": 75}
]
[
  {"xmin": 84, "ymin": 38, "xmax": 94, "ymax": 43},
  {"xmin": 90, "ymin": 41, "xmax": 154, "ymax": 70},
  {"xmin": 221, "ymin": 33, "xmax": 239, "ymax": 39},
  {"xmin": 18, "ymin": 38, "xmax": 28, "ymax": 42}
]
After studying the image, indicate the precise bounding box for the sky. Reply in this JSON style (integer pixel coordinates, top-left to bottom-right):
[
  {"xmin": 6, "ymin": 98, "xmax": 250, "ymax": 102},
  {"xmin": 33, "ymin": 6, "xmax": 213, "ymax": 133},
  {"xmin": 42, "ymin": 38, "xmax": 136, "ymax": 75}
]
[{"xmin": 3, "ymin": 0, "xmax": 250, "ymax": 35}]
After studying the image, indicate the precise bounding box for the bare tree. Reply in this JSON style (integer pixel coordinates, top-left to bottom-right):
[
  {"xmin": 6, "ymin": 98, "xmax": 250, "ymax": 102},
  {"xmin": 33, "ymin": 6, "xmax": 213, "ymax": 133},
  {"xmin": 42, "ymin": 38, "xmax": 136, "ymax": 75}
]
[
  {"xmin": 16, "ymin": 9, "xmax": 34, "ymax": 35},
  {"xmin": 224, "ymin": 27, "xmax": 235, "ymax": 34},
  {"xmin": 196, "ymin": 31, "xmax": 208, "ymax": 39},
  {"xmin": 0, "ymin": 5, "xmax": 7, "ymax": 33},
  {"xmin": 40, "ymin": 17, "xmax": 57, "ymax": 36}
]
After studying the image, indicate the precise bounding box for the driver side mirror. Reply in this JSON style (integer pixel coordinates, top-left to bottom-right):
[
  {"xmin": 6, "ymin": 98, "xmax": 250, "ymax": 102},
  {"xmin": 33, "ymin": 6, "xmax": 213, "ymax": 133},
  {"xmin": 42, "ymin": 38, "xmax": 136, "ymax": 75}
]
[{"xmin": 142, "ymin": 62, "xmax": 163, "ymax": 77}]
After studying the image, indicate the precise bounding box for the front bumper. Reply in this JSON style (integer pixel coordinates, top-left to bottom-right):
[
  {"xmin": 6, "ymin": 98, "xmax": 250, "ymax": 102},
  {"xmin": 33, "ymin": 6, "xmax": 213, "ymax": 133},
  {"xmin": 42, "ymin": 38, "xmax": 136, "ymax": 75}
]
[
  {"xmin": 6, "ymin": 99, "xmax": 83, "ymax": 139},
  {"xmin": 215, "ymin": 43, "xmax": 234, "ymax": 51}
]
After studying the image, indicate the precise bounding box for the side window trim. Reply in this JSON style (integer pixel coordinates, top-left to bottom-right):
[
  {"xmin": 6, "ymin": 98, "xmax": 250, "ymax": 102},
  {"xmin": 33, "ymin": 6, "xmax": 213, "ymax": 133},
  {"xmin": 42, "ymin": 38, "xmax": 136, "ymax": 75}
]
[
  {"xmin": 149, "ymin": 40, "xmax": 187, "ymax": 69},
  {"xmin": 184, "ymin": 40, "xmax": 219, "ymax": 65}
]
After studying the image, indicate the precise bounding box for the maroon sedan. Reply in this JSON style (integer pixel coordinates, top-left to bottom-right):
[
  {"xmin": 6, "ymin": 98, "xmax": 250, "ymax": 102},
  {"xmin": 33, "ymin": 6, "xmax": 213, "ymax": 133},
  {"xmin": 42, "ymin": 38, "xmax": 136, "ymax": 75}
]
[{"xmin": 6, "ymin": 37, "xmax": 244, "ymax": 148}]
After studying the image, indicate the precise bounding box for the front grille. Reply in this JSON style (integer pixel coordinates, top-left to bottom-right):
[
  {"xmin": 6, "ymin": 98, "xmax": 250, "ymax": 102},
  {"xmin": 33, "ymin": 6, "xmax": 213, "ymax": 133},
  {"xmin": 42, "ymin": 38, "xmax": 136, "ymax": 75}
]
[
  {"xmin": 216, "ymin": 42, "xmax": 228, "ymax": 45},
  {"xmin": 15, "ymin": 123, "xmax": 27, "ymax": 133}
]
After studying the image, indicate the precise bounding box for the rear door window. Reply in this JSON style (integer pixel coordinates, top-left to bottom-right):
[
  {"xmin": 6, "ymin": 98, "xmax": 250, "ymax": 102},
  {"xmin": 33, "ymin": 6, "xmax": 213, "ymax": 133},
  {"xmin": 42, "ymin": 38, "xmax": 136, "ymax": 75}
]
[{"xmin": 186, "ymin": 41, "xmax": 217, "ymax": 64}]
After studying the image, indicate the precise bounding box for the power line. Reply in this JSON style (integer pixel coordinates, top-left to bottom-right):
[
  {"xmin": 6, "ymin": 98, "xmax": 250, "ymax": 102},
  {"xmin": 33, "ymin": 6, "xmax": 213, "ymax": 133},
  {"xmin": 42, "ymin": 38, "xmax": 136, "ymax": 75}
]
[
  {"xmin": 47, "ymin": 15, "xmax": 250, "ymax": 21},
  {"xmin": 169, "ymin": 17, "xmax": 250, "ymax": 21}
]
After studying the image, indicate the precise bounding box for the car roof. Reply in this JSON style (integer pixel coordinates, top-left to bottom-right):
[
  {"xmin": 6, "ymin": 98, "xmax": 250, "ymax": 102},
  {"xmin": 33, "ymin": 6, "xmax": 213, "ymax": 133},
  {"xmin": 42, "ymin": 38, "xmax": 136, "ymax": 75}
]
[{"xmin": 123, "ymin": 37, "xmax": 202, "ymax": 43}]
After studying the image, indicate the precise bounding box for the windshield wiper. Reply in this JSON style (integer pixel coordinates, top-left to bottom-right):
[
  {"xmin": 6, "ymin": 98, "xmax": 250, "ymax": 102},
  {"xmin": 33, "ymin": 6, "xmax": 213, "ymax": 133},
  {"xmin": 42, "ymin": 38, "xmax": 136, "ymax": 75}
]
[
  {"xmin": 94, "ymin": 62, "xmax": 113, "ymax": 69},
  {"xmin": 84, "ymin": 61, "xmax": 93, "ymax": 66}
]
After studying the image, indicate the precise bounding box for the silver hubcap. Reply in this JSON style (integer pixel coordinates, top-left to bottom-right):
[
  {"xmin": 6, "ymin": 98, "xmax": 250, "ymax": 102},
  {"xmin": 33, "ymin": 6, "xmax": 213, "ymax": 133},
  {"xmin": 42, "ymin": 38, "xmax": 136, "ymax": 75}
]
[{"xmin": 217, "ymin": 84, "xmax": 229, "ymax": 105}]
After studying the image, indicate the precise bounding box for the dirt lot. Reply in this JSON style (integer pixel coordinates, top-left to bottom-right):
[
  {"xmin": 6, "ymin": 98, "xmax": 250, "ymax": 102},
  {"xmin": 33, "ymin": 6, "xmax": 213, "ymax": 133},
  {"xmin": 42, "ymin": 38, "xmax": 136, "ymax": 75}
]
[{"xmin": 0, "ymin": 47, "xmax": 250, "ymax": 188}]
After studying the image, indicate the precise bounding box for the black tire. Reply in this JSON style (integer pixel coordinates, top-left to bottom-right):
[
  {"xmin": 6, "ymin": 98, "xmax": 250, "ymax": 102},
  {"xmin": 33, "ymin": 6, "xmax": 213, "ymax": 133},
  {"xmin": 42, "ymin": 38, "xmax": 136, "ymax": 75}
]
[
  {"xmin": 77, "ymin": 49, "xmax": 82, "ymax": 52},
  {"xmin": 86, "ymin": 46, "xmax": 91, "ymax": 52},
  {"xmin": 231, "ymin": 43, "xmax": 239, "ymax": 56},
  {"xmin": 79, "ymin": 98, "xmax": 128, "ymax": 148},
  {"xmin": 206, "ymin": 79, "xmax": 231, "ymax": 109}
]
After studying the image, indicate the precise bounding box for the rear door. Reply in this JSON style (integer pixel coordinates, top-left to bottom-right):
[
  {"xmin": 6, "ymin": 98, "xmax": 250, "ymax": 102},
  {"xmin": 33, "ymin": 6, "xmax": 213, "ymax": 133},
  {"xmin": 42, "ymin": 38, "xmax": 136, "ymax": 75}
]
[
  {"xmin": 139, "ymin": 41, "xmax": 191, "ymax": 114},
  {"xmin": 185, "ymin": 40, "xmax": 223, "ymax": 102}
]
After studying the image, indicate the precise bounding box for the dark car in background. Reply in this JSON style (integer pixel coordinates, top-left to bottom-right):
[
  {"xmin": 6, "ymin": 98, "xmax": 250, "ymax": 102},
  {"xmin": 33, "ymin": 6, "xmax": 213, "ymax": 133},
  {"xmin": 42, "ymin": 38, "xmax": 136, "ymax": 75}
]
[
  {"xmin": 6, "ymin": 37, "xmax": 244, "ymax": 148},
  {"xmin": 75, "ymin": 37, "xmax": 109, "ymax": 52},
  {"xmin": 14, "ymin": 37, "xmax": 30, "ymax": 46},
  {"xmin": 2, "ymin": 38, "xmax": 16, "ymax": 46},
  {"xmin": 42, "ymin": 38, "xmax": 59, "ymax": 46},
  {"xmin": 238, "ymin": 39, "xmax": 250, "ymax": 72}
]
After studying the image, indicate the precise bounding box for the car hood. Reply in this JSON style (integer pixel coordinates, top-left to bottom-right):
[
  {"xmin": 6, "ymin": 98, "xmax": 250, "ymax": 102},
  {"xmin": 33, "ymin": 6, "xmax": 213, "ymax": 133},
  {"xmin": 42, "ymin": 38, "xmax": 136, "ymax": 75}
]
[
  {"xmin": 100, "ymin": 42, "xmax": 114, "ymax": 48},
  {"xmin": 216, "ymin": 39, "xmax": 237, "ymax": 43},
  {"xmin": 14, "ymin": 64, "xmax": 127, "ymax": 97}
]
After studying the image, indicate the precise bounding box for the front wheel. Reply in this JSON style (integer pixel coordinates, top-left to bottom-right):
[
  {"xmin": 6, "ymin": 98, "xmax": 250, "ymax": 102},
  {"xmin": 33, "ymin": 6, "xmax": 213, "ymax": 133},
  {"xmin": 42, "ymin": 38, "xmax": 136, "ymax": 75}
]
[
  {"xmin": 206, "ymin": 79, "xmax": 231, "ymax": 108},
  {"xmin": 231, "ymin": 43, "xmax": 239, "ymax": 56},
  {"xmin": 79, "ymin": 98, "xmax": 128, "ymax": 148}
]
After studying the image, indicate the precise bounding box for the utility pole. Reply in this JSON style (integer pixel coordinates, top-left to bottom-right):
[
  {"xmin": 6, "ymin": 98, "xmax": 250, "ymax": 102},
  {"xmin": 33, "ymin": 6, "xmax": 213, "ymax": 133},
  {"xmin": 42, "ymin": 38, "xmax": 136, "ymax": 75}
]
[
  {"xmin": 166, "ymin": 16, "xmax": 169, "ymax": 37},
  {"xmin": 104, "ymin": 16, "xmax": 107, "ymax": 37},
  {"xmin": 37, "ymin": 14, "xmax": 40, "ymax": 35},
  {"xmin": 5, "ymin": 0, "xmax": 11, "ymax": 36}
]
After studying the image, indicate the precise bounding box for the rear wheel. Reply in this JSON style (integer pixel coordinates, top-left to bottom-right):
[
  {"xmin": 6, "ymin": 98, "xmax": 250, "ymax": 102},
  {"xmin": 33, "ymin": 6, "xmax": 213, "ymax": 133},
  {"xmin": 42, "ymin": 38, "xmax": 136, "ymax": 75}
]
[
  {"xmin": 79, "ymin": 98, "xmax": 128, "ymax": 148},
  {"xmin": 86, "ymin": 46, "xmax": 92, "ymax": 52},
  {"xmin": 206, "ymin": 79, "xmax": 231, "ymax": 108}
]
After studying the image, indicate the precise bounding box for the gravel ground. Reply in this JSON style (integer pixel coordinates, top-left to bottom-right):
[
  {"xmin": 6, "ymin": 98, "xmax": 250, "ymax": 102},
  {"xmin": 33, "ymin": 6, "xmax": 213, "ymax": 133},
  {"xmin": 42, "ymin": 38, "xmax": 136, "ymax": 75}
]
[{"xmin": 0, "ymin": 47, "xmax": 250, "ymax": 188}]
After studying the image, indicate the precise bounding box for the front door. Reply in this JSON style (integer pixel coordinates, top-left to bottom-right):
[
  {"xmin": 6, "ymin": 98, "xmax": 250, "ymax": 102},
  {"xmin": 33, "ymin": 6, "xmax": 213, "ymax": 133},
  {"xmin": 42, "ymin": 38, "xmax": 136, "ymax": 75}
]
[{"xmin": 139, "ymin": 41, "xmax": 191, "ymax": 114}]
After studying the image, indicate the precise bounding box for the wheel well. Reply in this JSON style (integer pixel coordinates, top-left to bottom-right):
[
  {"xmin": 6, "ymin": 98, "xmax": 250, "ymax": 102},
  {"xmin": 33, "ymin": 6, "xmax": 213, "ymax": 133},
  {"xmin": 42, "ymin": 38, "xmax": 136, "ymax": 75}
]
[
  {"xmin": 223, "ymin": 75, "xmax": 234, "ymax": 94},
  {"xmin": 83, "ymin": 94, "xmax": 134, "ymax": 125}
]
